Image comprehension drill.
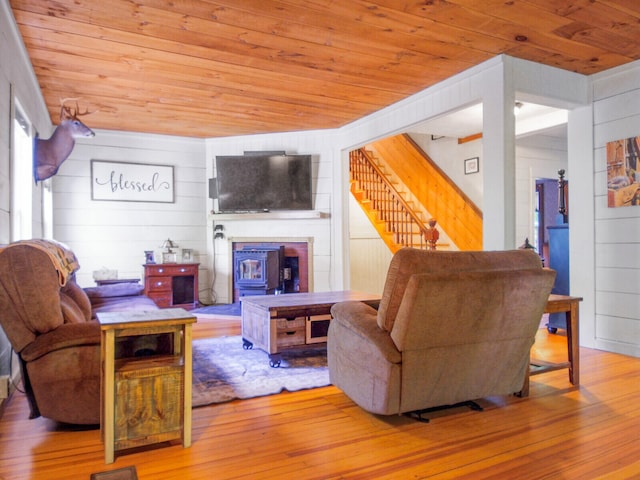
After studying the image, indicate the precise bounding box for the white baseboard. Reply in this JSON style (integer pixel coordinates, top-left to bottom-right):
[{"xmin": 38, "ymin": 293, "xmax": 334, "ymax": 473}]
[
  {"xmin": 0, "ymin": 375, "xmax": 8, "ymax": 399},
  {"xmin": 0, "ymin": 370, "xmax": 21, "ymax": 401}
]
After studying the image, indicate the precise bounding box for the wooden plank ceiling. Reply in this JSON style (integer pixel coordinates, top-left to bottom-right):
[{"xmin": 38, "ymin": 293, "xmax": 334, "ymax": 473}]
[{"xmin": 9, "ymin": 0, "xmax": 640, "ymax": 139}]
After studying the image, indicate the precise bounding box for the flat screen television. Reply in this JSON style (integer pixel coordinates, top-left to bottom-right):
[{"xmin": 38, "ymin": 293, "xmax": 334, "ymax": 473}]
[{"xmin": 214, "ymin": 154, "xmax": 313, "ymax": 212}]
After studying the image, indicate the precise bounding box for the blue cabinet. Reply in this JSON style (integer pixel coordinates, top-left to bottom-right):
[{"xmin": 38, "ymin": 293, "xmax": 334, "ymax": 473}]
[{"xmin": 547, "ymin": 224, "xmax": 569, "ymax": 331}]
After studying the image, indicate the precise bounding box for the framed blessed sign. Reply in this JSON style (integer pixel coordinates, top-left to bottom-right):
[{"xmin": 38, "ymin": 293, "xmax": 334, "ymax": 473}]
[{"xmin": 91, "ymin": 160, "xmax": 174, "ymax": 203}]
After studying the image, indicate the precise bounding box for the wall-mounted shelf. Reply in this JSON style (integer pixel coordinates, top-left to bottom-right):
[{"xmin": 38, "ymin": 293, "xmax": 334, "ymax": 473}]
[{"xmin": 209, "ymin": 210, "xmax": 329, "ymax": 221}]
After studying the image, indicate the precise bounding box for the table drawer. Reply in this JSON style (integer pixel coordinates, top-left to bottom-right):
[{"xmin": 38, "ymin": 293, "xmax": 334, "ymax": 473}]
[
  {"xmin": 275, "ymin": 317, "xmax": 306, "ymax": 331},
  {"xmin": 145, "ymin": 264, "xmax": 197, "ymax": 277},
  {"xmin": 276, "ymin": 328, "xmax": 305, "ymax": 348},
  {"xmin": 147, "ymin": 277, "xmax": 171, "ymax": 292},
  {"xmin": 148, "ymin": 292, "xmax": 172, "ymax": 308}
]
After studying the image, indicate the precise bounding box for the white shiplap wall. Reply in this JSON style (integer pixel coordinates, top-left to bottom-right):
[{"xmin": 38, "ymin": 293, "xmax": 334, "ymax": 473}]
[
  {"xmin": 591, "ymin": 62, "xmax": 640, "ymax": 356},
  {"xmin": 53, "ymin": 130, "xmax": 209, "ymax": 298},
  {"xmin": 348, "ymin": 195, "xmax": 393, "ymax": 295},
  {"xmin": 205, "ymin": 130, "xmax": 336, "ymax": 304}
]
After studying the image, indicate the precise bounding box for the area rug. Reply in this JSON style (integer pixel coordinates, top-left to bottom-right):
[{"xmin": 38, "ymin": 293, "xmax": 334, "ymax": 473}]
[
  {"xmin": 192, "ymin": 335, "xmax": 330, "ymax": 407},
  {"xmin": 191, "ymin": 302, "xmax": 241, "ymax": 316}
]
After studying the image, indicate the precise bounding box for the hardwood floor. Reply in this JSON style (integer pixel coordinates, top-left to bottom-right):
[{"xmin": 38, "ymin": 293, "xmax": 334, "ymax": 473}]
[{"xmin": 1, "ymin": 314, "xmax": 639, "ymax": 479}]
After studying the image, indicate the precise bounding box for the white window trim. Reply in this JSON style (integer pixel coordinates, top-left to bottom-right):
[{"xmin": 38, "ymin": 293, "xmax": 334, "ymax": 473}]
[{"xmin": 11, "ymin": 96, "xmax": 33, "ymax": 241}]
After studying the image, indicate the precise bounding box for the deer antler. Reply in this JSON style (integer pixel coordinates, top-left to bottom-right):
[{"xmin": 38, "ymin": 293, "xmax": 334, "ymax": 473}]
[
  {"xmin": 59, "ymin": 97, "xmax": 79, "ymax": 121},
  {"xmin": 74, "ymin": 103, "xmax": 93, "ymax": 117},
  {"xmin": 59, "ymin": 98, "xmax": 95, "ymax": 120}
]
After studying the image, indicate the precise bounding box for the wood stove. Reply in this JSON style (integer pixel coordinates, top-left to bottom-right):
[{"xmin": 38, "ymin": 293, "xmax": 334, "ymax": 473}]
[
  {"xmin": 231, "ymin": 240, "xmax": 309, "ymax": 302},
  {"xmin": 233, "ymin": 246, "xmax": 284, "ymax": 297}
]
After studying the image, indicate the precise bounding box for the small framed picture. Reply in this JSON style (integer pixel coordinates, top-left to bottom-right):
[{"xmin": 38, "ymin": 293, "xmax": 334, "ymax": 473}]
[
  {"xmin": 182, "ymin": 248, "xmax": 193, "ymax": 263},
  {"xmin": 144, "ymin": 250, "xmax": 155, "ymax": 264},
  {"xmin": 162, "ymin": 251, "xmax": 177, "ymax": 263},
  {"xmin": 464, "ymin": 157, "xmax": 480, "ymax": 175}
]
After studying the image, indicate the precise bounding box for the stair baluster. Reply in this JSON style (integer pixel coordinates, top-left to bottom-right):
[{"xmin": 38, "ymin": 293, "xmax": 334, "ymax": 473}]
[{"xmin": 350, "ymin": 149, "xmax": 434, "ymax": 252}]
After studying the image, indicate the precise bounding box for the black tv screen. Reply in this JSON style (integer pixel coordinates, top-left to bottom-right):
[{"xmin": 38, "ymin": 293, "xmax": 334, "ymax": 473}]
[{"xmin": 215, "ymin": 154, "xmax": 313, "ymax": 212}]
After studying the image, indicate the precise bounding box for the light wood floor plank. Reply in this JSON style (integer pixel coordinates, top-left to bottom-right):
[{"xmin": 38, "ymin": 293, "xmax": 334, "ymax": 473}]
[{"xmin": 0, "ymin": 315, "xmax": 639, "ymax": 479}]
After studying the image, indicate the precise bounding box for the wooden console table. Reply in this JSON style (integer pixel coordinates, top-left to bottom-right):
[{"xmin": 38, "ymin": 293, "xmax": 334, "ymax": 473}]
[
  {"xmin": 98, "ymin": 308, "xmax": 197, "ymax": 464},
  {"xmin": 523, "ymin": 294, "xmax": 583, "ymax": 396},
  {"xmin": 143, "ymin": 263, "xmax": 199, "ymax": 310},
  {"xmin": 241, "ymin": 291, "xmax": 380, "ymax": 367}
]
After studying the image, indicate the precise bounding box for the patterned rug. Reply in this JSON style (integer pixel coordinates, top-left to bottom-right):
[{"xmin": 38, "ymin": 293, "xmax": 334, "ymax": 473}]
[
  {"xmin": 192, "ymin": 335, "xmax": 330, "ymax": 407},
  {"xmin": 191, "ymin": 302, "xmax": 241, "ymax": 316}
]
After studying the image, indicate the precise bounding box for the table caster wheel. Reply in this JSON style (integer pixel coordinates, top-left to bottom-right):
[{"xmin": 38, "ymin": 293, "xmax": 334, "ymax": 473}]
[
  {"xmin": 269, "ymin": 354, "xmax": 282, "ymax": 368},
  {"xmin": 242, "ymin": 338, "xmax": 253, "ymax": 350}
]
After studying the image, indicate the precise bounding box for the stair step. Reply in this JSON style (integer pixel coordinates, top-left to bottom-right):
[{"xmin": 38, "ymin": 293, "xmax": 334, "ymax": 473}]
[{"xmin": 350, "ymin": 145, "xmax": 453, "ymax": 252}]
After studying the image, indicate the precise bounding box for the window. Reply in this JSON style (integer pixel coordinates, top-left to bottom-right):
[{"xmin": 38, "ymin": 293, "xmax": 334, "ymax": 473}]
[
  {"xmin": 11, "ymin": 101, "xmax": 33, "ymax": 241},
  {"xmin": 41, "ymin": 178, "xmax": 53, "ymax": 239}
]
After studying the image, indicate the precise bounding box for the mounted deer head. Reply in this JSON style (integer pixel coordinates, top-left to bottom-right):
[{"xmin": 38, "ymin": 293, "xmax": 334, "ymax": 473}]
[{"xmin": 34, "ymin": 99, "xmax": 95, "ymax": 182}]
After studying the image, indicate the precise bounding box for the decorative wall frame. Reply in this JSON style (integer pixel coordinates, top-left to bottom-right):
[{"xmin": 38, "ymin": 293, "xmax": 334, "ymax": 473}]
[
  {"xmin": 606, "ymin": 136, "xmax": 640, "ymax": 208},
  {"xmin": 464, "ymin": 157, "xmax": 479, "ymax": 175},
  {"xmin": 91, "ymin": 160, "xmax": 174, "ymax": 203}
]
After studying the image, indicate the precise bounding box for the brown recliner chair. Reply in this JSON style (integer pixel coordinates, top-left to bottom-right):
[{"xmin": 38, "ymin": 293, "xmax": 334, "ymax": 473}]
[
  {"xmin": 0, "ymin": 239, "xmax": 159, "ymax": 424},
  {"xmin": 328, "ymin": 248, "xmax": 556, "ymax": 417}
]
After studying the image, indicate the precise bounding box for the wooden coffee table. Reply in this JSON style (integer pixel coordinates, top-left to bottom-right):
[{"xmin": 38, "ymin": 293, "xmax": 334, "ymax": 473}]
[{"xmin": 240, "ymin": 290, "xmax": 380, "ymax": 367}]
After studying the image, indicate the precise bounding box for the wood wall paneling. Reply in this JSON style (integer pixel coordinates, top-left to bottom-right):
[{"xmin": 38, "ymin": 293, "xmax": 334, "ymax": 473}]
[{"xmin": 9, "ymin": 0, "xmax": 640, "ymax": 138}]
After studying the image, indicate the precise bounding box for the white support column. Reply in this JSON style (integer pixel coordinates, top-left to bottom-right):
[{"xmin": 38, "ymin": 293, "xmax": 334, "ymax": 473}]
[
  {"xmin": 482, "ymin": 66, "xmax": 517, "ymax": 250},
  {"xmin": 567, "ymin": 105, "xmax": 595, "ymax": 348},
  {"xmin": 332, "ymin": 147, "xmax": 350, "ymax": 291}
]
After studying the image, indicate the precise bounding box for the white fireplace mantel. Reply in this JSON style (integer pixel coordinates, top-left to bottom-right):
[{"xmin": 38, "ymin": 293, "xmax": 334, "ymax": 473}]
[{"xmin": 209, "ymin": 210, "xmax": 329, "ymax": 221}]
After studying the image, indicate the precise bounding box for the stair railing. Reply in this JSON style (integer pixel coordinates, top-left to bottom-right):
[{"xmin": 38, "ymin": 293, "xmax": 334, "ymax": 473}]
[{"xmin": 350, "ymin": 148, "xmax": 432, "ymax": 250}]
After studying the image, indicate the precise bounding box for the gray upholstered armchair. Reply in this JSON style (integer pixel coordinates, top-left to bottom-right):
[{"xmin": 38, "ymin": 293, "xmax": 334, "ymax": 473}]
[{"xmin": 328, "ymin": 248, "xmax": 556, "ymax": 417}]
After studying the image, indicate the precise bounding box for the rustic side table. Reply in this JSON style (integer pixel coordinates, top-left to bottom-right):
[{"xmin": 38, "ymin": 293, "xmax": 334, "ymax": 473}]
[{"xmin": 97, "ymin": 308, "xmax": 197, "ymax": 464}]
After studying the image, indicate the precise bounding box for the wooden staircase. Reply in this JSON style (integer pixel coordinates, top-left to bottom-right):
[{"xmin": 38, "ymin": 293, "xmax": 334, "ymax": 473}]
[
  {"xmin": 350, "ymin": 134, "xmax": 483, "ymax": 252},
  {"xmin": 350, "ymin": 148, "xmax": 433, "ymax": 253}
]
